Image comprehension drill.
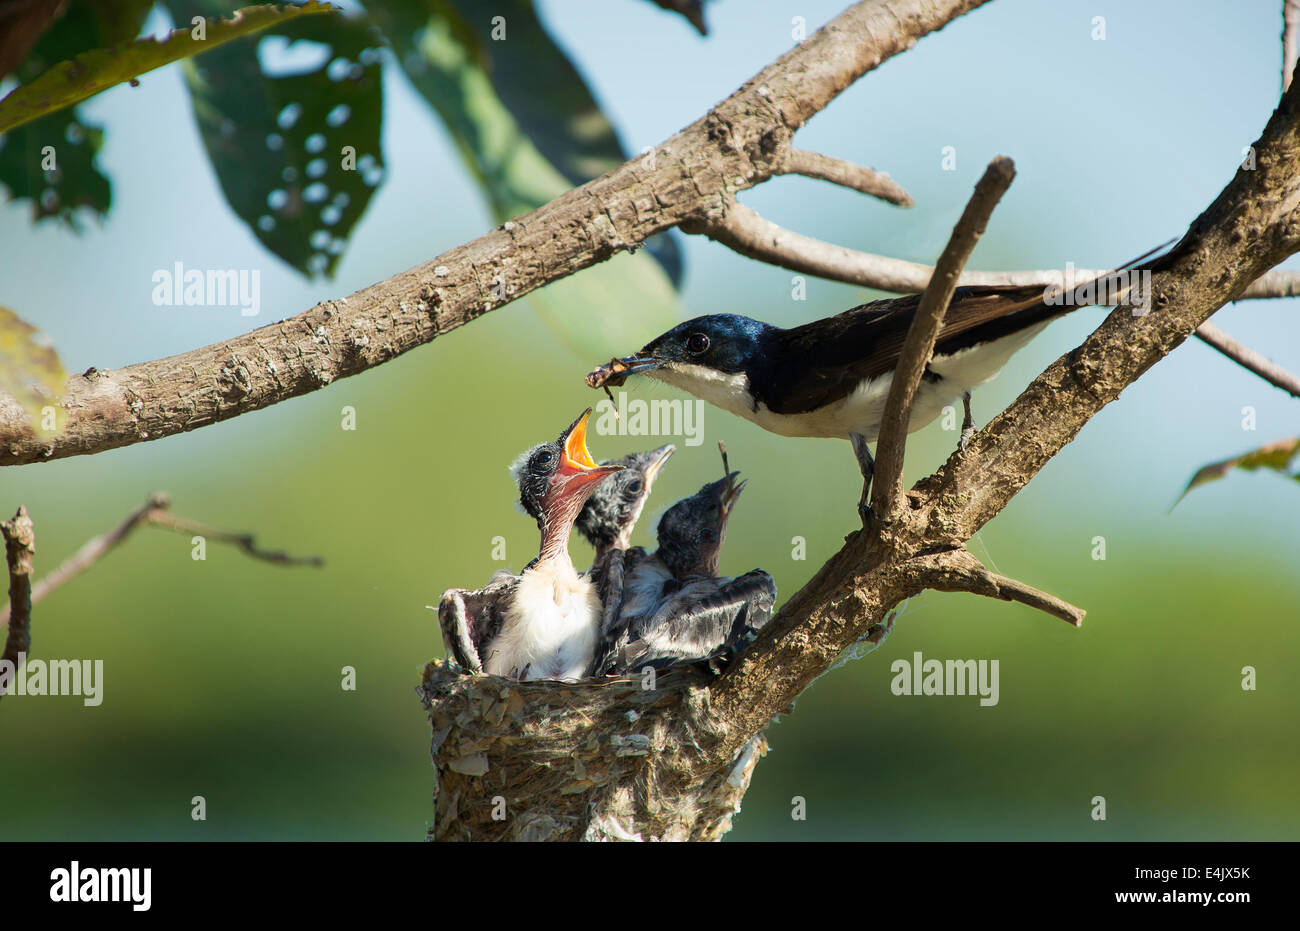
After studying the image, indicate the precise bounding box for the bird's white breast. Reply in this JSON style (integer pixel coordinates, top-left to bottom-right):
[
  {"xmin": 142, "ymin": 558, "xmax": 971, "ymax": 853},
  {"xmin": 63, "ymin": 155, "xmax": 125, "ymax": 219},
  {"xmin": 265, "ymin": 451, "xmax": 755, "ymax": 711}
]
[
  {"xmin": 483, "ymin": 561, "xmax": 599, "ymax": 681},
  {"xmin": 653, "ymin": 324, "xmax": 1046, "ymax": 443}
]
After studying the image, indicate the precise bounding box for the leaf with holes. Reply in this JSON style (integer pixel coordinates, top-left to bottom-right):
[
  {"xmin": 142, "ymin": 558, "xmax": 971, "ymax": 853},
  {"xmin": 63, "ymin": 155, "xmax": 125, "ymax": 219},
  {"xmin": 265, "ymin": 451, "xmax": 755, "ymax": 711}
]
[
  {"xmin": 0, "ymin": 106, "xmax": 110, "ymax": 229},
  {"xmin": 0, "ymin": 305, "xmax": 67, "ymax": 431},
  {"xmin": 0, "ymin": 0, "xmax": 154, "ymax": 229},
  {"xmin": 183, "ymin": 12, "xmax": 384, "ymax": 278},
  {"xmin": 1174, "ymin": 437, "xmax": 1300, "ymax": 507},
  {"xmin": 0, "ymin": 2, "xmax": 336, "ymax": 134}
]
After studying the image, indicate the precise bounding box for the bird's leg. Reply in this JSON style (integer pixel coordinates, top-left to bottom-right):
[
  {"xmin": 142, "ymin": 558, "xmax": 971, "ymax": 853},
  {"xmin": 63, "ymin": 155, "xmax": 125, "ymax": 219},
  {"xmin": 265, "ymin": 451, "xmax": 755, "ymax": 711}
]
[
  {"xmin": 850, "ymin": 432, "xmax": 875, "ymax": 524},
  {"xmin": 959, "ymin": 391, "xmax": 975, "ymax": 453}
]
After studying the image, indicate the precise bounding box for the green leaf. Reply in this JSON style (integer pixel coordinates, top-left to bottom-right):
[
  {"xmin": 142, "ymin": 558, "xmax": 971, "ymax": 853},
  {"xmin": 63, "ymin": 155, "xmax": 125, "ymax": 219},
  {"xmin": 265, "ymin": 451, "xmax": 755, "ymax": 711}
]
[
  {"xmin": 1174, "ymin": 437, "xmax": 1300, "ymax": 507},
  {"xmin": 0, "ymin": 305, "xmax": 68, "ymax": 431},
  {"xmin": 370, "ymin": 0, "xmax": 681, "ymax": 286},
  {"xmin": 0, "ymin": 2, "xmax": 337, "ymax": 134},
  {"xmin": 183, "ymin": 13, "xmax": 385, "ymax": 278},
  {"xmin": 368, "ymin": 0, "xmax": 681, "ymax": 351},
  {"xmin": 0, "ymin": 0, "xmax": 155, "ymax": 229},
  {"xmin": 0, "ymin": 106, "xmax": 110, "ymax": 228},
  {"xmin": 645, "ymin": 0, "xmax": 710, "ymax": 35}
]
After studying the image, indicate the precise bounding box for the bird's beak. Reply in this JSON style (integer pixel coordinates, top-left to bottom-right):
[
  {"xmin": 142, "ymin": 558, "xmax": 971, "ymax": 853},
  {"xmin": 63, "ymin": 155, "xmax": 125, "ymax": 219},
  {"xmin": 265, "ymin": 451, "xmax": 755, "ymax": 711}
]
[
  {"xmin": 586, "ymin": 355, "xmax": 664, "ymax": 389},
  {"xmin": 644, "ymin": 443, "xmax": 676, "ymax": 484},
  {"xmin": 721, "ymin": 472, "xmax": 746, "ymax": 518},
  {"xmin": 616, "ymin": 356, "xmax": 664, "ymax": 377},
  {"xmin": 558, "ymin": 408, "xmax": 623, "ymax": 492}
]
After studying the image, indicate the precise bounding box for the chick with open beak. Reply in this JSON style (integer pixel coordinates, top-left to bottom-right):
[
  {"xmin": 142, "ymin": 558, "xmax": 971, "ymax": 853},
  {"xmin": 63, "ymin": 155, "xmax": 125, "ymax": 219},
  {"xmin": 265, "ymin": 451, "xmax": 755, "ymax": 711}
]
[{"xmin": 437, "ymin": 409, "xmax": 623, "ymax": 682}]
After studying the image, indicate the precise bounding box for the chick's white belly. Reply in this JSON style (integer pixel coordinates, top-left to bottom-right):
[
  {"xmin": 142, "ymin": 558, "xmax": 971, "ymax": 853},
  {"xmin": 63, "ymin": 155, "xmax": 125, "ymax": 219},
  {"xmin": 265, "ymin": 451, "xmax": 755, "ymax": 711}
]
[{"xmin": 483, "ymin": 568, "xmax": 599, "ymax": 681}]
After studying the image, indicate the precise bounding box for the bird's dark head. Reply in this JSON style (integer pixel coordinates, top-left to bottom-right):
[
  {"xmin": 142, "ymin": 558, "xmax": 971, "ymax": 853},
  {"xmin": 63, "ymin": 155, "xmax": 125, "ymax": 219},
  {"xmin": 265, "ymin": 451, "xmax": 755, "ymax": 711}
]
[
  {"xmin": 600, "ymin": 314, "xmax": 772, "ymax": 382},
  {"xmin": 575, "ymin": 443, "xmax": 675, "ymax": 555},
  {"xmin": 656, "ymin": 453, "xmax": 746, "ymax": 579},
  {"xmin": 512, "ymin": 409, "xmax": 623, "ymax": 554}
]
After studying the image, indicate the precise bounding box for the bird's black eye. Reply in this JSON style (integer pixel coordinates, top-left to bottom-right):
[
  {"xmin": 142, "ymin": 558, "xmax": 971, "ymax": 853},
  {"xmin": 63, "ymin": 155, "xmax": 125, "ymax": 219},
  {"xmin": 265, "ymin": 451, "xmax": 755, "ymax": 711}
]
[
  {"xmin": 685, "ymin": 332, "xmax": 710, "ymax": 354},
  {"xmin": 624, "ymin": 478, "xmax": 643, "ymax": 496},
  {"xmin": 533, "ymin": 448, "xmax": 557, "ymax": 469}
]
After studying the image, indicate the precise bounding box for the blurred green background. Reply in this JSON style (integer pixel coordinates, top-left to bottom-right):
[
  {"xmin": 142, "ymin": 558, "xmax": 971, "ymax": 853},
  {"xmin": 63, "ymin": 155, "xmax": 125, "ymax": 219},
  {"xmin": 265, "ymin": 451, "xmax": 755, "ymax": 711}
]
[{"xmin": 1, "ymin": 0, "xmax": 1297, "ymax": 840}]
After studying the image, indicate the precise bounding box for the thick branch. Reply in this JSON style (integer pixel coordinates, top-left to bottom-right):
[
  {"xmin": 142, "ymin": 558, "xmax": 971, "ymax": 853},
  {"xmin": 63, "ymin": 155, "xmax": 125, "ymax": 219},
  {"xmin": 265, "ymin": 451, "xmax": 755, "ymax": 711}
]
[
  {"xmin": 1, "ymin": 506, "xmax": 35, "ymax": 700},
  {"xmin": 706, "ymin": 67, "xmax": 1300, "ymax": 751},
  {"xmin": 0, "ymin": 0, "xmax": 993, "ymax": 467},
  {"xmin": 1194, "ymin": 321, "xmax": 1300, "ymax": 398},
  {"xmin": 871, "ymin": 157, "xmax": 1016, "ymax": 519},
  {"xmin": 779, "ymin": 149, "xmax": 913, "ymax": 207}
]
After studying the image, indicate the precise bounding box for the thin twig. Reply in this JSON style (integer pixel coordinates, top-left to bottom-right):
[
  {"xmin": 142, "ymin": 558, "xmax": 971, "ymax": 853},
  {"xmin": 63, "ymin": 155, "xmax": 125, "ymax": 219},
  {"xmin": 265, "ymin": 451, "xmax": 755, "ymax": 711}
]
[
  {"xmin": 144, "ymin": 512, "xmax": 324, "ymax": 567},
  {"xmin": 871, "ymin": 156, "xmax": 1016, "ymax": 519},
  {"xmin": 1285, "ymin": 0, "xmax": 1300, "ymax": 91},
  {"xmin": 1, "ymin": 493, "xmax": 322, "ymax": 628},
  {"xmin": 25, "ymin": 493, "xmax": 171, "ymax": 614},
  {"xmin": 1195, "ymin": 321, "xmax": 1300, "ymax": 398},
  {"xmin": 688, "ymin": 201, "xmax": 1300, "ymax": 299},
  {"xmin": 780, "ymin": 149, "xmax": 914, "ymax": 207},
  {"xmin": 1, "ymin": 507, "xmax": 36, "ymax": 700}
]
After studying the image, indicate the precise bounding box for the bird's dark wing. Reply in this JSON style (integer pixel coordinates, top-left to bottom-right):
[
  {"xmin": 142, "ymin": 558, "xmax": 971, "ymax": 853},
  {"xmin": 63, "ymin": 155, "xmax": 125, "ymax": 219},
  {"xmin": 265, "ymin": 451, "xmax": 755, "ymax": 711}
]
[
  {"xmin": 586, "ymin": 548, "xmax": 629, "ymax": 676},
  {"xmin": 761, "ymin": 285, "xmax": 1061, "ymax": 415},
  {"xmin": 436, "ymin": 574, "xmax": 516, "ymax": 673},
  {"xmin": 618, "ymin": 569, "xmax": 778, "ymax": 671}
]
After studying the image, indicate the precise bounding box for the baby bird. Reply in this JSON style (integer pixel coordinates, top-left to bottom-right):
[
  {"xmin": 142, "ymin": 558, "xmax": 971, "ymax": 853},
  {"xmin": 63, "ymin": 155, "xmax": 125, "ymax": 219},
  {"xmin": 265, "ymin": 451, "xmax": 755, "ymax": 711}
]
[
  {"xmin": 574, "ymin": 444, "xmax": 675, "ymax": 666},
  {"xmin": 437, "ymin": 409, "xmax": 622, "ymax": 681},
  {"xmin": 596, "ymin": 446, "xmax": 777, "ymax": 675}
]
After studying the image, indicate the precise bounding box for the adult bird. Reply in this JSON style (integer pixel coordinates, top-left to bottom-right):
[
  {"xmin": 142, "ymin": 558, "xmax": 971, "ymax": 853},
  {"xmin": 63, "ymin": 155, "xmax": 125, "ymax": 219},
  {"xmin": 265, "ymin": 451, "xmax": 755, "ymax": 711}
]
[
  {"xmin": 587, "ymin": 263, "xmax": 1157, "ymax": 520},
  {"xmin": 595, "ymin": 447, "xmax": 777, "ymax": 676},
  {"xmin": 437, "ymin": 408, "xmax": 622, "ymax": 681}
]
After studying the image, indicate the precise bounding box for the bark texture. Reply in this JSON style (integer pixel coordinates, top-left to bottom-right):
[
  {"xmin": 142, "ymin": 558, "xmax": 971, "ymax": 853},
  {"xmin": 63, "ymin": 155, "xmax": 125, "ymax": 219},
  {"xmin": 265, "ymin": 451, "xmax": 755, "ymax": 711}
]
[
  {"xmin": 418, "ymin": 24, "xmax": 1300, "ymax": 838},
  {"xmin": 0, "ymin": 0, "xmax": 990, "ymax": 466}
]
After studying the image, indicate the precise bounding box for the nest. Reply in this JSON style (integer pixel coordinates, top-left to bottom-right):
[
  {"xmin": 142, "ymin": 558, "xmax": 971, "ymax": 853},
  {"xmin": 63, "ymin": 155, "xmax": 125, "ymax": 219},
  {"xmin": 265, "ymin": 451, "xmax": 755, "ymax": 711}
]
[{"xmin": 418, "ymin": 659, "xmax": 766, "ymax": 841}]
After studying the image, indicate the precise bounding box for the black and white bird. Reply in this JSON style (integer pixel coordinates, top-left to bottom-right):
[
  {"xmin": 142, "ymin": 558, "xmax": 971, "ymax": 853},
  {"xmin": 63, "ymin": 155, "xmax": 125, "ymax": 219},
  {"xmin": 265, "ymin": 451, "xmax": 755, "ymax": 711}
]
[
  {"xmin": 596, "ymin": 448, "xmax": 777, "ymax": 675},
  {"xmin": 588, "ymin": 266, "xmax": 1156, "ymax": 519},
  {"xmin": 437, "ymin": 408, "xmax": 622, "ymax": 681},
  {"xmin": 573, "ymin": 443, "xmax": 676, "ymax": 663}
]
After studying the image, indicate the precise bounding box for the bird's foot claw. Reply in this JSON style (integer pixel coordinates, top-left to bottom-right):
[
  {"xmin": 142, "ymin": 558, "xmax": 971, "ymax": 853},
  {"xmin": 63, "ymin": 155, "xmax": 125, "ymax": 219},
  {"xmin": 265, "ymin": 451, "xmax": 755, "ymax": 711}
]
[{"xmin": 958, "ymin": 425, "xmax": 975, "ymax": 454}]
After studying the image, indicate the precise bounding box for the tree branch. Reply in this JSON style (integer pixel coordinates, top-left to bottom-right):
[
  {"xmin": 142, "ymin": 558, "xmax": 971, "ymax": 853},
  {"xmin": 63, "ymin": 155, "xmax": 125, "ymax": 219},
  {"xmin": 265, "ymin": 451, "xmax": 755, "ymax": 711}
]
[
  {"xmin": 1285, "ymin": 0, "xmax": 1299, "ymax": 91},
  {"xmin": 917, "ymin": 550, "xmax": 1085, "ymax": 626},
  {"xmin": 705, "ymin": 67, "xmax": 1300, "ymax": 752},
  {"xmin": 871, "ymin": 156, "xmax": 1016, "ymax": 519},
  {"xmin": 144, "ymin": 512, "xmax": 324, "ymax": 567},
  {"xmin": 0, "ymin": 493, "xmax": 321, "ymax": 628},
  {"xmin": 681, "ymin": 197, "xmax": 1300, "ymax": 297},
  {"xmin": 779, "ymin": 148, "xmax": 913, "ymax": 206},
  {"xmin": 0, "ymin": 0, "xmax": 993, "ymax": 468},
  {"xmin": 1, "ymin": 506, "xmax": 35, "ymax": 701},
  {"xmin": 1194, "ymin": 321, "xmax": 1300, "ymax": 398}
]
